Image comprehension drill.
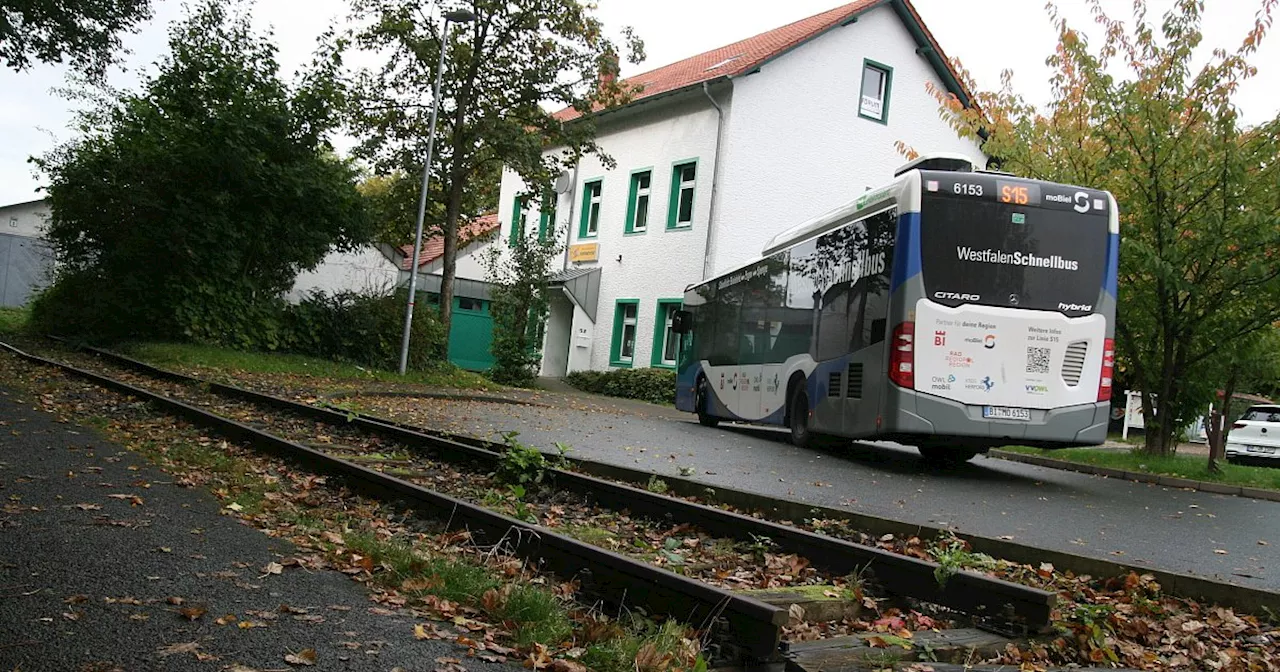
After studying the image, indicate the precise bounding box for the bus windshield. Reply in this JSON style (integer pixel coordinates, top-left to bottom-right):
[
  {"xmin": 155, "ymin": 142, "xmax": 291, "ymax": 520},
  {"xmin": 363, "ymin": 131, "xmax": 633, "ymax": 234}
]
[{"xmin": 919, "ymin": 194, "xmax": 1109, "ymax": 317}]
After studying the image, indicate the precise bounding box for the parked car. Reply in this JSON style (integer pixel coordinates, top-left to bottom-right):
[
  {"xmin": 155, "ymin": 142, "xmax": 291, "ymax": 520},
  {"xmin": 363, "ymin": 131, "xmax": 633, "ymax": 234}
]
[{"xmin": 1226, "ymin": 405, "xmax": 1280, "ymax": 463}]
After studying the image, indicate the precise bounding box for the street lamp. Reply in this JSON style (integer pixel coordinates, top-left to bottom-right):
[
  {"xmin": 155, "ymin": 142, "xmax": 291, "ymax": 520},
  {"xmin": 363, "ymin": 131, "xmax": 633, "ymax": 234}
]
[{"xmin": 399, "ymin": 7, "xmax": 477, "ymax": 375}]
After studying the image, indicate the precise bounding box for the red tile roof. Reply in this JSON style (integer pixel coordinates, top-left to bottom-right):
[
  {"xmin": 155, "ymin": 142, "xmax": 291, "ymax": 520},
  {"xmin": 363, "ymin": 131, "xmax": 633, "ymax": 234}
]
[
  {"xmin": 556, "ymin": 0, "xmax": 904, "ymax": 122},
  {"xmin": 399, "ymin": 212, "xmax": 499, "ymax": 270}
]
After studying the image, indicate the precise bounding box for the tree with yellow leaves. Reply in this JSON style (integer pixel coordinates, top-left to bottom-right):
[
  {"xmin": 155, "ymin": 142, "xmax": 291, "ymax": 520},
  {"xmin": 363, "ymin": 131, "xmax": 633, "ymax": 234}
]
[{"xmin": 924, "ymin": 0, "xmax": 1280, "ymax": 456}]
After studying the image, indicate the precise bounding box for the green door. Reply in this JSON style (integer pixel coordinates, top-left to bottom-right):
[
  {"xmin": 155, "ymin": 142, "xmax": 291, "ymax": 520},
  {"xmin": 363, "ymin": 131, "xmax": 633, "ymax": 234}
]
[{"xmin": 449, "ymin": 296, "xmax": 495, "ymax": 371}]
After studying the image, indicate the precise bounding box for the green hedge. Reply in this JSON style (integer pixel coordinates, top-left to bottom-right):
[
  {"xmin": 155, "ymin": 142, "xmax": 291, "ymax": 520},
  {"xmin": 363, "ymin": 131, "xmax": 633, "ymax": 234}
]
[
  {"xmin": 564, "ymin": 368, "xmax": 676, "ymax": 405},
  {"xmin": 285, "ymin": 289, "xmax": 444, "ymax": 372}
]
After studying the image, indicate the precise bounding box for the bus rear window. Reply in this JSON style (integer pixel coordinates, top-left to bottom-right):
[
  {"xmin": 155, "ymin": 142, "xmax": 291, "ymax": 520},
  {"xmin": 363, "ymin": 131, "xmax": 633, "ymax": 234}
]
[{"xmin": 919, "ymin": 195, "xmax": 1109, "ymax": 316}]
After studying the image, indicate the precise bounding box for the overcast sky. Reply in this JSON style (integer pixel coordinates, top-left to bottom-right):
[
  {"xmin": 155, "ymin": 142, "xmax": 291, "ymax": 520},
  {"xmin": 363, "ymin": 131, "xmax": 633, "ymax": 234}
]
[{"xmin": 1, "ymin": 0, "xmax": 1276, "ymax": 205}]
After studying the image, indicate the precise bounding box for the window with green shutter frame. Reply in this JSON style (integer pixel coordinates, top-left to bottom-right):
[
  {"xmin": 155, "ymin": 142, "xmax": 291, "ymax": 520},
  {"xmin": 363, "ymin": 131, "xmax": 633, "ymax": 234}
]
[
  {"xmin": 625, "ymin": 168, "xmax": 652, "ymax": 235},
  {"xmin": 858, "ymin": 59, "xmax": 893, "ymax": 124},
  {"xmin": 609, "ymin": 299, "xmax": 640, "ymax": 368},
  {"xmin": 509, "ymin": 195, "xmax": 527, "ymax": 246},
  {"xmin": 651, "ymin": 299, "xmax": 683, "ymax": 368},
  {"xmin": 578, "ymin": 179, "xmax": 602, "ymax": 239},
  {"xmin": 667, "ymin": 159, "xmax": 697, "ymax": 229},
  {"xmin": 539, "ymin": 190, "xmax": 555, "ymax": 242}
]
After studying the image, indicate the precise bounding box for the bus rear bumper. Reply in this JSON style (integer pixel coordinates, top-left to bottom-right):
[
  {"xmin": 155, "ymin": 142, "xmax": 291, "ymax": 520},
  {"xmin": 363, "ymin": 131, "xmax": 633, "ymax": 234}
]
[{"xmin": 883, "ymin": 390, "xmax": 1110, "ymax": 448}]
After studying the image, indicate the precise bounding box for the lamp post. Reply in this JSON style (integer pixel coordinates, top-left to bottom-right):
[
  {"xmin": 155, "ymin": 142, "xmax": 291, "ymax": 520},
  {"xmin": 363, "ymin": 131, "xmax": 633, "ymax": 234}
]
[{"xmin": 399, "ymin": 7, "xmax": 477, "ymax": 375}]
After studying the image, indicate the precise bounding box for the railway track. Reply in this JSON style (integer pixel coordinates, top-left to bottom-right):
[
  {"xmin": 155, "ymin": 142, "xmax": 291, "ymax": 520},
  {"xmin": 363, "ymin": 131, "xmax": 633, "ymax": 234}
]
[{"xmin": 1, "ymin": 339, "xmax": 1057, "ymax": 668}]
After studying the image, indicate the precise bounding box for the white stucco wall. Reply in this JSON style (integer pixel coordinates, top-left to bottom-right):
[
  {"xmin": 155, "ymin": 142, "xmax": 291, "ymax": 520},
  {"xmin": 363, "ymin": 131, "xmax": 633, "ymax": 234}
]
[
  {"xmin": 711, "ymin": 4, "xmax": 985, "ymax": 274},
  {"xmin": 497, "ymin": 95, "xmax": 721, "ymax": 372},
  {"xmin": 288, "ymin": 246, "xmax": 399, "ymax": 302},
  {"xmin": 0, "ymin": 200, "xmax": 49, "ymax": 239},
  {"xmin": 418, "ymin": 237, "xmax": 493, "ymax": 280}
]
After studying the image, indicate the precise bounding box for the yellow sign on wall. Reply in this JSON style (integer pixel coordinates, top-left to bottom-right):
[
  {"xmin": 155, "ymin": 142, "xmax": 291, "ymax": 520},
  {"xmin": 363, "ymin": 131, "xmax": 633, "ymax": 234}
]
[{"xmin": 569, "ymin": 243, "xmax": 599, "ymax": 263}]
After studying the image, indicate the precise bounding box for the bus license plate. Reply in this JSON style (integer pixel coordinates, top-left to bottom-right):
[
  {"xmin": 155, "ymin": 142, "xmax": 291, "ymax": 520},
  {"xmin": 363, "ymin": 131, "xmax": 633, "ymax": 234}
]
[
  {"xmin": 984, "ymin": 406, "xmax": 1031, "ymax": 421},
  {"xmin": 1246, "ymin": 445, "xmax": 1276, "ymax": 454}
]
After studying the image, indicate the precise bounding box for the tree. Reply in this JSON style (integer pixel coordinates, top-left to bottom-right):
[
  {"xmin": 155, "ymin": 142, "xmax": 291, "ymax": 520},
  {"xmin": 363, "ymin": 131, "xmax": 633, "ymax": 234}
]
[
  {"xmin": 1, "ymin": 0, "xmax": 152, "ymax": 74},
  {"xmin": 482, "ymin": 224, "xmax": 561, "ymax": 386},
  {"xmin": 348, "ymin": 0, "xmax": 644, "ymax": 360},
  {"xmin": 927, "ymin": 0, "xmax": 1280, "ymax": 455},
  {"xmin": 32, "ymin": 0, "xmax": 371, "ymax": 347},
  {"xmin": 1204, "ymin": 327, "xmax": 1280, "ymax": 472}
]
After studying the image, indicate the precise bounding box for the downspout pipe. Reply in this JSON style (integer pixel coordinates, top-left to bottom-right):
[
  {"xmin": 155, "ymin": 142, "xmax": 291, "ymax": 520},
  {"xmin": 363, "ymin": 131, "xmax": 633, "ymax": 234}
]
[
  {"xmin": 562, "ymin": 154, "xmax": 583, "ymax": 272},
  {"xmin": 700, "ymin": 81, "xmax": 726, "ymax": 280}
]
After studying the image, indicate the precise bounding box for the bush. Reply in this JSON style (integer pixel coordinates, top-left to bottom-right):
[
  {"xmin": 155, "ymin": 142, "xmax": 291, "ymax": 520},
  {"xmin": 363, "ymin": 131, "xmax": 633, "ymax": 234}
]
[
  {"xmin": 564, "ymin": 368, "xmax": 676, "ymax": 405},
  {"xmin": 284, "ymin": 289, "xmax": 444, "ymax": 372}
]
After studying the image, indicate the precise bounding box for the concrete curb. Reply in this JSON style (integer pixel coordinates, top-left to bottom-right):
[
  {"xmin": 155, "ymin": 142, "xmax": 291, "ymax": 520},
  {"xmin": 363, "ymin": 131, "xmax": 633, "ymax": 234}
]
[
  {"xmin": 987, "ymin": 449, "xmax": 1280, "ymax": 503},
  {"xmin": 324, "ymin": 390, "xmax": 552, "ymax": 408}
]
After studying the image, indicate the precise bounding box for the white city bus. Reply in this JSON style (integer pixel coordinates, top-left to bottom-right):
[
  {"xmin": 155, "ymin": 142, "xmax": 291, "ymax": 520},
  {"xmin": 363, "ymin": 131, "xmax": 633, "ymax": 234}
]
[{"xmin": 672, "ymin": 155, "xmax": 1120, "ymax": 463}]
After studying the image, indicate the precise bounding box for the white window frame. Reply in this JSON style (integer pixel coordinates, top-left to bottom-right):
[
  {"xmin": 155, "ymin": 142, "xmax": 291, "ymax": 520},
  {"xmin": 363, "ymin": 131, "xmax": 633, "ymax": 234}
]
[
  {"xmin": 620, "ymin": 303, "xmax": 637, "ymax": 362},
  {"xmin": 587, "ymin": 182, "xmax": 602, "ymax": 236},
  {"xmin": 633, "ymin": 173, "xmax": 650, "ymax": 232},
  {"xmin": 859, "ymin": 59, "xmax": 892, "ymax": 123},
  {"xmin": 661, "ymin": 304, "xmax": 678, "ymax": 365}
]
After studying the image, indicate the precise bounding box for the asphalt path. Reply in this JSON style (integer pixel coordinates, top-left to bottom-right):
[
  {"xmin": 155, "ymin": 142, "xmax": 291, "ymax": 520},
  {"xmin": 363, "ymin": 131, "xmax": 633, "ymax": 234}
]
[
  {"xmin": 0, "ymin": 386, "xmax": 508, "ymax": 672},
  {"xmin": 366, "ymin": 395, "xmax": 1280, "ymax": 593}
]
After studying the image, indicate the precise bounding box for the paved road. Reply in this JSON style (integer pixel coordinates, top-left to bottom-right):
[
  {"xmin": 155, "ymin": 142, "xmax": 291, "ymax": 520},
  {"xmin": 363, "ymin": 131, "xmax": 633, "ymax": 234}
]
[
  {"xmin": 0, "ymin": 386, "xmax": 498, "ymax": 671},
  {"xmin": 361, "ymin": 395, "xmax": 1280, "ymax": 593}
]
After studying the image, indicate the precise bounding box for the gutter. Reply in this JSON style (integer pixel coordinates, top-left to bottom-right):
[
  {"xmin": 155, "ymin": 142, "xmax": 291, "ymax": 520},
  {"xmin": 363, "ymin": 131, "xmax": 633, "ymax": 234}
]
[{"xmin": 700, "ymin": 81, "xmax": 726, "ymax": 280}]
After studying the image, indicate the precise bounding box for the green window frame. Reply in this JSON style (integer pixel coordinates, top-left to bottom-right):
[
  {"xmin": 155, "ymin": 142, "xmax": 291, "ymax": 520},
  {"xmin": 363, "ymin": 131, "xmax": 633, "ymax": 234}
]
[
  {"xmin": 578, "ymin": 178, "xmax": 603, "ymax": 239},
  {"xmin": 667, "ymin": 159, "xmax": 698, "ymax": 230},
  {"xmin": 609, "ymin": 298, "xmax": 640, "ymax": 368},
  {"xmin": 508, "ymin": 195, "xmax": 528, "ymax": 246},
  {"xmin": 625, "ymin": 168, "xmax": 653, "ymax": 235},
  {"xmin": 651, "ymin": 299, "xmax": 683, "ymax": 368},
  {"xmin": 858, "ymin": 59, "xmax": 893, "ymax": 124},
  {"xmin": 538, "ymin": 189, "xmax": 555, "ymax": 242}
]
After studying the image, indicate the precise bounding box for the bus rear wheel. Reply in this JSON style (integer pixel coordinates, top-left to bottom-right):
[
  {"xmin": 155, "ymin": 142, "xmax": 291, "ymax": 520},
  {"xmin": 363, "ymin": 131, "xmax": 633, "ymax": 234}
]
[
  {"xmin": 789, "ymin": 386, "xmax": 812, "ymax": 448},
  {"xmin": 696, "ymin": 379, "xmax": 720, "ymax": 428},
  {"xmin": 917, "ymin": 445, "xmax": 979, "ymax": 465}
]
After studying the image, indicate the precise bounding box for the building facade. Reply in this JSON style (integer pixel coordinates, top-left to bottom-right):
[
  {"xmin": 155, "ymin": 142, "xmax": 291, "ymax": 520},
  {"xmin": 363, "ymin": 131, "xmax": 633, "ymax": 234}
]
[
  {"xmin": 0, "ymin": 199, "xmax": 55, "ymax": 308},
  {"xmin": 497, "ymin": 0, "xmax": 986, "ymax": 377}
]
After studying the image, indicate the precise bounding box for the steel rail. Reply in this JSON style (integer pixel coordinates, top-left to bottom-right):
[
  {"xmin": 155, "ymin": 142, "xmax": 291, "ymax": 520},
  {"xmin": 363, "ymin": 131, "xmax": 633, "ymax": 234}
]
[
  {"xmin": 72, "ymin": 344, "xmax": 1056, "ymax": 631},
  {"xmin": 0, "ymin": 341, "xmax": 789, "ymax": 664}
]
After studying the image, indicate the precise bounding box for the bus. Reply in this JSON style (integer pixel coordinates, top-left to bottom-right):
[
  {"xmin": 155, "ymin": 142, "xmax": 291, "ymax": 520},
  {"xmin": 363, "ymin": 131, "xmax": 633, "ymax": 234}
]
[{"xmin": 671, "ymin": 154, "xmax": 1119, "ymax": 463}]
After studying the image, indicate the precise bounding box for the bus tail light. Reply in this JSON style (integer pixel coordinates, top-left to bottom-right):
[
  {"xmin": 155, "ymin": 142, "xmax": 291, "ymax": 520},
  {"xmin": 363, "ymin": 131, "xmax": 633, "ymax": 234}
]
[
  {"xmin": 1098, "ymin": 338, "xmax": 1115, "ymax": 402},
  {"xmin": 889, "ymin": 322, "xmax": 915, "ymax": 389}
]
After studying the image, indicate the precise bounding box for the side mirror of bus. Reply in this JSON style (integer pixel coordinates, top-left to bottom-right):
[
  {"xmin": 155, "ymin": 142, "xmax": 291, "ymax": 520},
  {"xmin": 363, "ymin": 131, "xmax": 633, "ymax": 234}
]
[{"xmin": 671, "ymin": 310, "xmax": 693, "ymax": 334}]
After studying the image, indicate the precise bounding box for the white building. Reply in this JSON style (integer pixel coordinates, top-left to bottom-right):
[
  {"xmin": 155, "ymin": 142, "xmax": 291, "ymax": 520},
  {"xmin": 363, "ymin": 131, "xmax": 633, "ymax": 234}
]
[
  {"xmin": 0, "ymin": 198, "xmax": 55, "ymax": 308},
  {"xmin": 498, "ymin": 0, "xmax": 985, "ymax": 377}
]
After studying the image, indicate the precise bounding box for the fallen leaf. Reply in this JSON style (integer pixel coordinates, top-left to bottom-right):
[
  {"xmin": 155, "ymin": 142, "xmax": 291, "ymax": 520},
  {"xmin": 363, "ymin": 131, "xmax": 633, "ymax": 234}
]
[
  {"xmin": 284, "ymin": 649, "xmax": 318, "ymax": 666},
  {"xmin": 1214, "ymin": 549, "xmax": 1229, "ymax": 555},
  {"xmin": 64, "ymin": 594, "xmax": 89, "ymax": 604},
  {"xmin": 62, "ymin": 611, "xmax": 81, "ymax": 621},
  {"xmin": 178, "ymin": 605, "xmax": 207, "ymax": 621},
  {"xmin": 107, "ymin": 494, "xmax": 144, "ymax": 506},
  {"xmin": 260, "ymin": 562, "xmax": 284, "ymax": 577},
  {"xmin": 166, "ymin": 596, "xmax": 185, "ymax": 606},
  {"xmin": 1258, "ymin": 540, "xmax": 1269, "ymax": 546},
  {"xmin": 157, "ymin": 642, "xmax": 200, "ymax": 657},
  {"xmin": 216, "ymin": 614, "xmax": 238, "ymax": 625},
  {"xmin": 550, "ymin": 660, "xmax": 587, "ymax": 672},
  {"xmin": 75, "ymin": 503, "xmax": 102, "ymax": 511}
]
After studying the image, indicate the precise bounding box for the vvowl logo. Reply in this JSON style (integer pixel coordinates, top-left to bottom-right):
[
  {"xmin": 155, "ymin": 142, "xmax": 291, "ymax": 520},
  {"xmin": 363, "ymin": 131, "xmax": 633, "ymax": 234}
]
[{"xmin": 983, "ymin": 334, "xmax": 996, "ymax": 349}]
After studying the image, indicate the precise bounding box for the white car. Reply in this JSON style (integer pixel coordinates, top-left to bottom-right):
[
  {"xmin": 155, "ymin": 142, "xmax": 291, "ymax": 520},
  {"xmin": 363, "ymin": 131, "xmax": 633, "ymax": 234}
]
[{"xmin": 1226, "ymin": 405, "xmax": 1280, "ymax": 462}]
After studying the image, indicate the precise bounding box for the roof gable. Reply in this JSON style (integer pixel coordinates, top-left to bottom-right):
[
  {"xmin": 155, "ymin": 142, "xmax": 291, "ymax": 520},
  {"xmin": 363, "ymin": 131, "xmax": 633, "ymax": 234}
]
[
  {"xmin": 556, "ymin": 0, "xmax": 969, "ymax": 122},
  {"xmin": 399, "ymin": 213, "xmax": 499, "ymax": 270}
]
